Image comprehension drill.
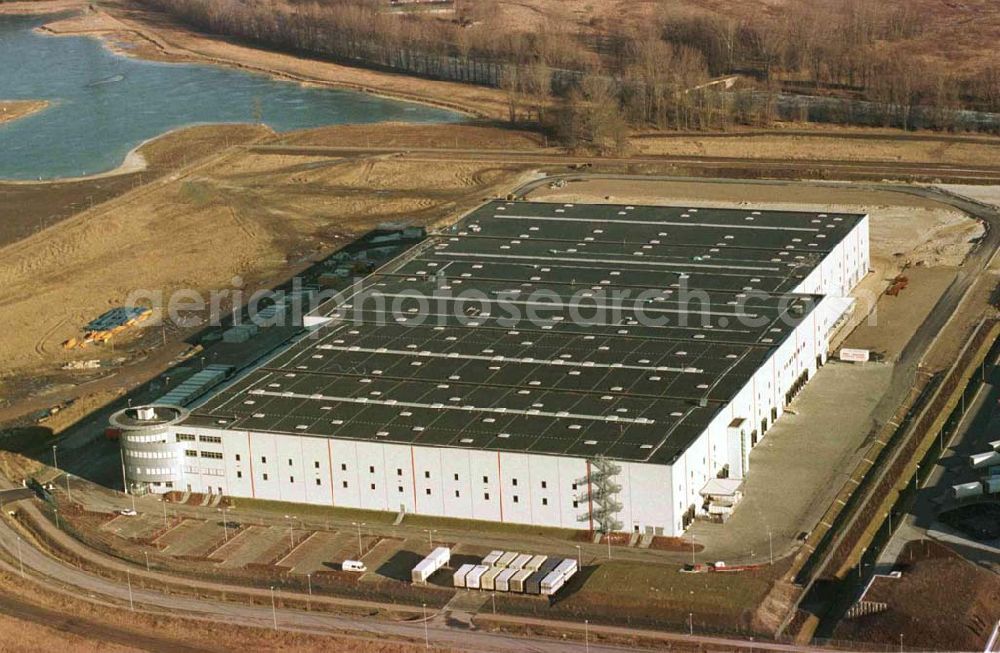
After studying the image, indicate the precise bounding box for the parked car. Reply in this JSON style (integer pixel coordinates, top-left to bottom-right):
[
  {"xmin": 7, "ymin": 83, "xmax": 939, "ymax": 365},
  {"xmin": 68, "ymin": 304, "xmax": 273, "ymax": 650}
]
[
  {"xmin": 342, "ymin": 560, "xmax": 367, "ymax": 573},
  {"xmin": 119, "ymin": 509, "xmax": 137, "ymax": 516}
]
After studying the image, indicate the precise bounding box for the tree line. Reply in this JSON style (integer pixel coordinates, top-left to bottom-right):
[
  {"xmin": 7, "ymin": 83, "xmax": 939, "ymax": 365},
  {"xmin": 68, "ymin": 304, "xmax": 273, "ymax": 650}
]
[{"xmin": 141, "ymin": 0, "xmax": 1000, "ymax": 149}]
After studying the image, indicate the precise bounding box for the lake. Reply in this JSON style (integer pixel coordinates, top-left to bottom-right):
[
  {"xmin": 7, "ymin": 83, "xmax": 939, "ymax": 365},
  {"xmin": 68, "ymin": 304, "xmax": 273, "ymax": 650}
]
[{"xmin": 0, "ymin": 14, "xmax": 460, "ymax": 180}]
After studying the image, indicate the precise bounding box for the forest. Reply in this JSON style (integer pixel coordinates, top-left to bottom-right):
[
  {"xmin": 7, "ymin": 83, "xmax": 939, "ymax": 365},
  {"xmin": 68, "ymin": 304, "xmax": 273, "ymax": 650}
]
[{"xmin": 142, "ymin": 0, "xmax": 1000, "ymax": 148}]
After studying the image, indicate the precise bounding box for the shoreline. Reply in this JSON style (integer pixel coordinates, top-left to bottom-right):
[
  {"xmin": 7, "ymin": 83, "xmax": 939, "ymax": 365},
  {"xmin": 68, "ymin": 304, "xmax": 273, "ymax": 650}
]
[
  {"xmin": 34, "ymin": 5, "xmax": 496, "ymax": 120},
  {"xmin": 0, "ymin": 130, "xmax": 152, "ymax": 185},
  {"xmin": 0, "ymin": 99, "xmax": 50, "ymax": 124}
]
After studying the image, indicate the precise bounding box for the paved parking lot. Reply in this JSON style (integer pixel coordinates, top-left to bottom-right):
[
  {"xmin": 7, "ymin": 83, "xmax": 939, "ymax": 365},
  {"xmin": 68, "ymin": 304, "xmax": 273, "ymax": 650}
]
[
  {"xmin": 100, "ymin": 513, "xmax": 162, "ymax": 540},
  {"xmin": 215, "ymin": 525, "xmax": 288, "ymax": 568},
  {"xmin": 278, "ymin": 530, "xmax": 342, "ymax": 574},
  {"xmin": 690, "ymin": 361, "xmax": 895, "ymax": 562}
]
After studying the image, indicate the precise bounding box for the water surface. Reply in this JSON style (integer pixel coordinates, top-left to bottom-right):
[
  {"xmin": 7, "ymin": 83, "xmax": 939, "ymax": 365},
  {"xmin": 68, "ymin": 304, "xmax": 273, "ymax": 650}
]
[{"xmin": 0, "ymin": 14, "xmax": 460, "ymax": 180}]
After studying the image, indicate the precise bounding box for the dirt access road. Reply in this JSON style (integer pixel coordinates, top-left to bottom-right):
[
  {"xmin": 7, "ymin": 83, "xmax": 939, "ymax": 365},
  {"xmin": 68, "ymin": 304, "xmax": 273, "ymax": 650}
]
[{"xmin": 252, "ymin": 143, "xmax": 1000, "ymax": 185}]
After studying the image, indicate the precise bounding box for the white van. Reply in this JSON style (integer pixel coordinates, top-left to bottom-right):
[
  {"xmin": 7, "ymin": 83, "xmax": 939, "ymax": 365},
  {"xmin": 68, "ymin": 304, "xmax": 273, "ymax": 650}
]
[{"xmin": 342, "ymin": 560, "xmax": 367, "ymax": 573}]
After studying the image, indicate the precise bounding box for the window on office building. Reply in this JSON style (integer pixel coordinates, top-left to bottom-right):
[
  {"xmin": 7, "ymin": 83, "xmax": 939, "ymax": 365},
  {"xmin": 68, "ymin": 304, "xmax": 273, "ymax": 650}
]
[
  {"xmin": 542, "ymin": 498, "xmax": 548, "ymax": 506},
  {"xmin": 263, "ymin": 473, "xmax": 269, "ymax": 481},
  {"xmin": 315, "ymin": 479, "xmax": 321, "ymax": 486}
]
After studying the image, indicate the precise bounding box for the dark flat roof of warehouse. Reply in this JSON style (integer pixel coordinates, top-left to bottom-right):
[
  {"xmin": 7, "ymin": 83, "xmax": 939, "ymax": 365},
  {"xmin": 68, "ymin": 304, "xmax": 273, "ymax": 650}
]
[{"xmin": 183, "ymin": 200, "xmax": 866, "ymax": 465}]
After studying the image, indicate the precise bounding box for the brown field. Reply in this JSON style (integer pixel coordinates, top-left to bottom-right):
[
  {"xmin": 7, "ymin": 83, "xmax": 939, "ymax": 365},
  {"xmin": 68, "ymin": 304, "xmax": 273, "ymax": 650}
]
[
  {"xmin": 833, "ymin": 540, "xmax": 999, "ymax": 651},
  {"xmin": 634, "ymin": 132, "xmax": 1000, "ymax": 167},
  {"xmin": 0, "ymin": 123, "xmax": 530, "ymax": 402},
  {"xmin": 494, "ymin": 558, "xmax": 787, "ymax": 633},
  {"xmin": 0, "ymin": 100, "xmax": 48, "ymax": 125}
]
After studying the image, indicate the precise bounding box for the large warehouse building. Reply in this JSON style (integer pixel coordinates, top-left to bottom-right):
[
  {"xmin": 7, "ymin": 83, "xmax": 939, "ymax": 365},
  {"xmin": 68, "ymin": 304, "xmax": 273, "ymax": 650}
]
[{"xmin": 116, "ymin": 200, "xmax": 870, "ymax": 536}]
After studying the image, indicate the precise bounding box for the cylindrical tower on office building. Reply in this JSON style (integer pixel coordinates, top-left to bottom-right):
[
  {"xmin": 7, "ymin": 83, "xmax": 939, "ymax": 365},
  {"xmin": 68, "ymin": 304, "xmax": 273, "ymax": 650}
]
[{"xmin": 110, "ymin": 405, "xmax": 188, "ymax": 495}]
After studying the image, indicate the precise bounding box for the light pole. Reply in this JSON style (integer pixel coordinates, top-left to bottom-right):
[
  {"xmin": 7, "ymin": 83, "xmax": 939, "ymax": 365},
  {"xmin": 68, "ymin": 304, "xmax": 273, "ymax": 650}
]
[
  {"xmin": 120, "ymin": 447, "xmax": 129, "ymax": 497},
  {"xmin": 352, "ymin": 521, "xmax": 365, "ymax": 557},
  {"xmin": 690, "ymin": 535, "xmax": 696, "ymax": 566},
  {"xmin": 144, "ymin": 550, "xmax": 150, "ymax": 572},
  {"xmin": 424, "ymin": 528, "xmax": 437, "ymax": 547},
  {"xmin": 606, "ymin": 531, "xmax": 612, "ymax": 559},
  {"xmin": 220, "ymin": 507, "xmax": 229, "ymax": 542},
  {"xmin": 575, "ymin": 544, "xmax": 582, "ymax": 568},
  {"xmin": 270, "ymin": 586, "xmax": 277, "ymax": 630},
  {"xmin": 767, "ymin": 527, "xmax": 773, "ymax": 565},
  {"xmin": 584, "ymin": 619, "xmax": 590, "ymax": 653},
  {"xmin": 54, "ymin": 507, "xmax": 60, "ymax": 530},
  {"xmin": 688, "ymin": 612, "xmax": 693, "ymax": 635},
  {"xmin": 65, "ymin": 473, "xmax": 72, "ymax": 503},
  {"xmin": 16, "ymin": 536, "xmax": 24, "ymax": 578},
  {"xmin": 126, "ymin": 569, "xmax": 134, "ymax": 611},
  {"xmin": 52, "ymin": 445, "xmax": 58, "ymax": 474},
  {"xmin": 422, "ymin": 602, "xmax": 429, "ymax": 649}
]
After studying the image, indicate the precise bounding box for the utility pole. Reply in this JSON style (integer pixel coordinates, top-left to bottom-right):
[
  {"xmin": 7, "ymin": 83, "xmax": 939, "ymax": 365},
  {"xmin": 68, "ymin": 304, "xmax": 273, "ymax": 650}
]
[
  {"xmin": 120, "ymin": 448, "xmax": 129, "ymax": 496},
  {"xmin": 422, "ymin": 603, "xmax": 429, "ymax": 649},
  {"xmin": 352, "ymin": 521, "xmax": 365, "ymax": 557},
  {"xmin": 270, "ymin": 586, "xmax": 277, "ymax": 630}
]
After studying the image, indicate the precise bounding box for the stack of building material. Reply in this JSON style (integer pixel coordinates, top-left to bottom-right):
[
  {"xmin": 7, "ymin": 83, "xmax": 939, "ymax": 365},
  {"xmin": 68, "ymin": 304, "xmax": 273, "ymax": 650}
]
[
  {"xmin": 157, "ymin": 365, "xmax": 234, "ymax": 407},
  {"xmin": 411, "ymin": 547, "xmax": 450, "ymax": 584}
]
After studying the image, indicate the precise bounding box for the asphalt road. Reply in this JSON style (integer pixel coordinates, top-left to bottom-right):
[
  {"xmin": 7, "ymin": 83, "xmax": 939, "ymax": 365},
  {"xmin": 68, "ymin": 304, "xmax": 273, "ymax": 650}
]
[{"xmin": 0, "ymin": 493, "xmax": 828, "ymax": 652}]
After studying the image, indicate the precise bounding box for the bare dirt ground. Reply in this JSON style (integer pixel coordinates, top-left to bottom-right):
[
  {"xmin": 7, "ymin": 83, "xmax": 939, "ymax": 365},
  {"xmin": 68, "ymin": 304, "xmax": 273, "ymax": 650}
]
[
  {"xmin": 938, "ymin": 184, "xmax": 1000, "ymax": 210},
  {"xmin": 833, "ymin": 539, "xmax": 999, "ymax": 651},
  {"xmin": 0, "ymin": 0, "xmax": 80, "ymax": 14},
  {"xmin": 0, "ymin": 100, "xmax": 48, "ymax": 125},
  {"xmin": 0, "ymin": 123, "xmax": 533, "ymax": 420},
  {"xmin": 635, "ymin": 133, "xmax": 1000, "ymax": 167},
  {"xmin": 0, "ymin": 123, "xmax": 269, "ymax": 248}
]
